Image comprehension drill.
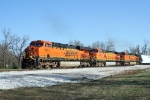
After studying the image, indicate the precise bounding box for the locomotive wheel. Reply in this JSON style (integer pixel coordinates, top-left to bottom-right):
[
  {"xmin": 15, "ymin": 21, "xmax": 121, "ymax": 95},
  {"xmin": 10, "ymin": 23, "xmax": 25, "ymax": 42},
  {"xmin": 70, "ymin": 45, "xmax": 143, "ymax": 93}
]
[
  {"xmin": 80, "ymin": 64, "xmax": 84, "ymax": 67},
  {"xmin": 30, "ymin": 65, "xmax": 34, "ymax": 69},
  {"xmin": 78, "ymin": 65, "xmax": 81, "ymax": 68},
  {"xmin": 136, "ymin": 62, "xmax": 139, "ymax": 65},
  {"xmin": 56, "ymin": 62, "xmax": 60, "ymax": 68},
  {"xmin": 102, "ymin": 62, "xmax": 105, "ymax": 67},
  {"xmin": 100, "ymin": 62, "xmax": 102, "ymax": 67},
  {"xmin": 21, "ymin": 64, "xmax": 25, "ymax": 69},
  {"xmin": 45, "ymin": 64, "xmax": 50, "ymax": 69},
  {"xmin": 49, "ymin": 65, "xmax": 52, "ymax": 69},
  {"xmin": 96, "ymin": 62, "xmax": 98, "ymax": 67},
  {"xmin": 128, "ymin": 62, "xmax": 130, "ymax": 66},
  {"xmin": 86, "ymin": 64, "xmax": 89, "ymax": 67},
  {"xmin": 98, "ymin": 62, "xmax": 101, "ymax": 67},
  {"xmin": 96, "ymin": 63, "xmax": 99, "ymax": 67}
]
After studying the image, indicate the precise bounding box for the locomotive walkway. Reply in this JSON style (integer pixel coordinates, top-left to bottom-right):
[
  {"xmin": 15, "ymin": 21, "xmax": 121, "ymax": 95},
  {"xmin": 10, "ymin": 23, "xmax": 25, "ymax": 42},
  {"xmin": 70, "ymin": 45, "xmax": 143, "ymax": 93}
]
[{"xmin": 0, "ymin": 65, "xmax": 150, "ymax": 90}]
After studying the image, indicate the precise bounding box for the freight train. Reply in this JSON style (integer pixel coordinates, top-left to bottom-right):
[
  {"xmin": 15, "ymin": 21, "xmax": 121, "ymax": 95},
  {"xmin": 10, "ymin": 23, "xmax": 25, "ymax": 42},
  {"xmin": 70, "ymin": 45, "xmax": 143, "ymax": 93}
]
[{"xmin": 21, "ymin": 40, "xmax": 150, "ymax": 69}]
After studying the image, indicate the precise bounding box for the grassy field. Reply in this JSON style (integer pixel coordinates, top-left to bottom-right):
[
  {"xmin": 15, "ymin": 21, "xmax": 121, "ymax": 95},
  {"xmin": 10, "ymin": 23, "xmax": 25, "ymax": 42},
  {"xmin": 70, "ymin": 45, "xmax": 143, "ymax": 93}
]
[{"xmin": 0, "ymin": 68, "xmax": 150, "ymax": 100}]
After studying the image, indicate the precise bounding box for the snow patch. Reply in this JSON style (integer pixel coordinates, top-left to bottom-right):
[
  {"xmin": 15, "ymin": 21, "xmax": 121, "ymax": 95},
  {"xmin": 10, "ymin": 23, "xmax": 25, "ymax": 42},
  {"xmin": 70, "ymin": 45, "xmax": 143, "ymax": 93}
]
[{"xmin": 0, "ymin": 65, "xmax": 150, "ymax": 90}]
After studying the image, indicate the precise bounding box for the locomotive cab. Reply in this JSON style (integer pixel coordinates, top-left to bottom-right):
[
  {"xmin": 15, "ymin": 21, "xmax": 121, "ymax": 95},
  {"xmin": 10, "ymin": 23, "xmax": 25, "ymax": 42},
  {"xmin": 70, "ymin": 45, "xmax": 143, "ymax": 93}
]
[
  {"xmin": 25, "ymin": 40, "xmax": 44, "ymax": 58},
  {"xmin": 22, "ymin": 40, "xmax": 53, "ymax": 69}
]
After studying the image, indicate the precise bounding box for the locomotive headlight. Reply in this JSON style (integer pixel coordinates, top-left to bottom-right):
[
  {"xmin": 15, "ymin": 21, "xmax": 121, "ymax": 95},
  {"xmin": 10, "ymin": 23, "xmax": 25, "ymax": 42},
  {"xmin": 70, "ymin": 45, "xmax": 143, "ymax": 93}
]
[{"xmin": 30, "ymin": 56, "xmax": 33, "ymax": 59}]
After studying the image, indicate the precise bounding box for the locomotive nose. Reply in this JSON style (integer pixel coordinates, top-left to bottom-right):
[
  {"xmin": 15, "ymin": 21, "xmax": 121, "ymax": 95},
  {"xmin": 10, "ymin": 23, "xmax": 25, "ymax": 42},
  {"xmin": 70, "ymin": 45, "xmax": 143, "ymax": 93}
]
[{"xmin": 25, "ymin": 47, "xmax": 35, "ymax": 58}]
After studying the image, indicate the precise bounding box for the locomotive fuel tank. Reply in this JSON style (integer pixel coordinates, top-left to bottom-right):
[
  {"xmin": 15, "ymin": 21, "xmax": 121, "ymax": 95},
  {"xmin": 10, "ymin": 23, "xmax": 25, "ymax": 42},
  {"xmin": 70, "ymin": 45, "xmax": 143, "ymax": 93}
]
[
  {"xmin": 130, "ymin": 62, "xmax": 137, "ymax": 65},
  {"xmin": 59, "ymin": 61, "xmax": 80, "ymax": 67},
  {"xmin": 106, "ymin": 62, "xmax": 116, "ymax": 66}
]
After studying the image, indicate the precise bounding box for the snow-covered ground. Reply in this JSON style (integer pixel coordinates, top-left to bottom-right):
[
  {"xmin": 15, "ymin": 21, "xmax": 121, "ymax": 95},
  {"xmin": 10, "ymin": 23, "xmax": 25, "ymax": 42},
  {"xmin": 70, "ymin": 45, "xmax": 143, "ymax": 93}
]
[{"xmin": 0, "ymin": 65, "xmax": 150, "ymax": 90}]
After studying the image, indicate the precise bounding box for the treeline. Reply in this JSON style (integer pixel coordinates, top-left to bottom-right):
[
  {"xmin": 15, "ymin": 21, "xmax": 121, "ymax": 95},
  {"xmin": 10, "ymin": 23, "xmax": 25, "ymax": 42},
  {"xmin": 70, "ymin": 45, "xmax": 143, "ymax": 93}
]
[
  {"xmin": 68, "ymin": 39, "xmax": 115, "ymax": 52},
  {"xmin": 127, "ymin": 40, "xmax": 150, "ymax": 55},
  {"xmin": 69, "ymin": 40, "xmax": 150, "ymax": 55},
  {"xmin": 0, "ymin": 28, "xmax": 150, "ymax": 69}
]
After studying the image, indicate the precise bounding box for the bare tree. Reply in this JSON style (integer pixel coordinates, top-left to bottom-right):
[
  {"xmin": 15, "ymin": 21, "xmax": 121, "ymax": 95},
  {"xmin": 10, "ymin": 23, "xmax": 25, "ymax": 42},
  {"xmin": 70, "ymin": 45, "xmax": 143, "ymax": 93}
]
[
  {"xmin": 128, "ymin": 40, "xmax": 150, "ymax": 55},
  {"xmin": 74, "ymin": 40, "xmax": 84, "ymax": 46},
  {"xmin": 68, "ymin": 40, "xmax": 84, "ymax": 46},
  {"xmin": 87, "ymin": 45, "xmax": 92, "ymax": 48},
  {"xmin": 0, "ymin": 28, "xmax": 29, "ymax": 69},
  {"xmin": 92, "ymin": 39, "xmax": 115, "ymax": 51},
  {"xmin": 11, "ymin": 35, "xmax": 29, "ymax": 68},
  {"xmin": 92, "ymin": 41, "xmax": 105, "ymax": 50},
  {"xmin": 136, "ymin": 45, "xmax": 140, "ymax": 55},
  {"xmin": 100, "ymin": 42, "xmax": 106, "ymax": 51},
  {"xmin": 0, "ymin": 28, "xmax": 16, "ymax": 68},
  {"xmin": 129, "ymin": 45, "xmax": 140, "ymax": 55},
  {"xmin": 105, "ymin": 39, "xmax": 115, "ymax": 51},
  {"xmin": 141, "ymin": 40, "xmax": 149, "ymax": 54},
  {"xmin": 148, "ymin": 47, "xmax": 150, "ymax": 55},
  {"xmin": 92, "ymin": 41, "xmax": 101, "ymax": 48},
  {"xmin": 68, "ymin": 40, "xmax": 73, "ymax": 45},
  {"xmin": 124, "ymin": 50, "xmax": 129, "ymax": 53},
  {"xmin": 129, "ymin": 47, "xmax": 135, "ymax": 54}
]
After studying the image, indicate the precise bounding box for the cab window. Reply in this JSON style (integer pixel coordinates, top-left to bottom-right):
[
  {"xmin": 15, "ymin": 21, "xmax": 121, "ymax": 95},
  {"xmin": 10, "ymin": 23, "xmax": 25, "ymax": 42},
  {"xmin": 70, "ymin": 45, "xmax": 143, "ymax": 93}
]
[
  {"xmin": 30, "ymin": 42, "xmax": 35, "ymax": 46},
  {"xmin": 90, "ymin": 49, "xmax": 98, "ymax": 53},
  {"xmin": 36, "ymin": 43, "xmax": 43, "ymax": 47},
  {"xmin": 45, "ymin": 43, "xmax": 52, "ymax": 47},
  {"xmin": 30, "ymin": 42, "xmax": 43, "ymax": 47}
]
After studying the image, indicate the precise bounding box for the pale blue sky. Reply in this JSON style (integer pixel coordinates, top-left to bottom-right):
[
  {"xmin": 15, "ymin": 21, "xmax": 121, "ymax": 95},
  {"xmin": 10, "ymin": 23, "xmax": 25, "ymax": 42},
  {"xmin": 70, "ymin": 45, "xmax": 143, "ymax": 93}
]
[{"xmin": 0, "ymin": 0, "xmax": 150, "ymax": 51}]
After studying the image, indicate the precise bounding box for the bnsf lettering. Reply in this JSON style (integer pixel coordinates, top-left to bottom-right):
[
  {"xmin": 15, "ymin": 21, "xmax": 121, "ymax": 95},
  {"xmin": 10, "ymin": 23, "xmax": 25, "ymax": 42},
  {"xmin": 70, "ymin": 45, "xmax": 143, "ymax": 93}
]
[{"xmin": 65, "ymin": 50, "xmax": 78, "ymax": 56}]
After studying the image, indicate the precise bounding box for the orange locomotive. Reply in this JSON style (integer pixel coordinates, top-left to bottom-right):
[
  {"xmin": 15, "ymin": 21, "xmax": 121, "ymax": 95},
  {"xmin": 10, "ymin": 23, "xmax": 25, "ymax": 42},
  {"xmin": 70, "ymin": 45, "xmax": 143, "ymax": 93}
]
[
  {"xmin": 21, "ymin": 40, "xmax": 140, "ymax": 69},
  {"xmin": 21, "ymin": 40, "xmax": 91, "ymax": 69},
  {"xmin": 90, "ymin": 49, "xmax": 139, "ymax": 66}
]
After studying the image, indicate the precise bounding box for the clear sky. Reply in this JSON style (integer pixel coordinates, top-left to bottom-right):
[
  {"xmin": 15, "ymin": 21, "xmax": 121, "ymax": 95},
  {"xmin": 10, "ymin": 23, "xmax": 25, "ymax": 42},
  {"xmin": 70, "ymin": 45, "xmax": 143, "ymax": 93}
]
[{"xmin": 0, "ymin": 0, "xmax": 150, "ymax": 51}]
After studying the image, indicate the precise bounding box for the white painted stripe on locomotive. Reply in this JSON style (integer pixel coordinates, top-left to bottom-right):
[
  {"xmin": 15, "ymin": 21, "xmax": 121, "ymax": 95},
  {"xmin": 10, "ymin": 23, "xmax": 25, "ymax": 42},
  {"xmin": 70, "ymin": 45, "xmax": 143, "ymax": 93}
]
[
  {"xmin": 60, "ymin": 61, "xmax": 80, "ymax": 67},
  {"xmin": 106, "ymin": 62, "xmax": 116, "ymax": 66},
  {"xmin": 140, "ymin": 55, "xmax": 150, "ymax": 63}
]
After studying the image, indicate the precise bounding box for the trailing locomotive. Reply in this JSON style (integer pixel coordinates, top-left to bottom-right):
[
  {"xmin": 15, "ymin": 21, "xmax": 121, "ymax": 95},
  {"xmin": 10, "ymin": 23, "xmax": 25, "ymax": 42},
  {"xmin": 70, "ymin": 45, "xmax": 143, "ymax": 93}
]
[{"xmin": 21, "ymin": 40, "xmax": 142, "ymax": 69}]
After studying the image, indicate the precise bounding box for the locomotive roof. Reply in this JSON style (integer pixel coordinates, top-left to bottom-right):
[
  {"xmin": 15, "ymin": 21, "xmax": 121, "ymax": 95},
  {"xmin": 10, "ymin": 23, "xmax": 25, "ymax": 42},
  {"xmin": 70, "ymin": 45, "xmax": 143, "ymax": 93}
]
[
  {"xmin": 30, "ymin": 40, "xmax": 91, "ymax": 50},
  {"xmin": 104, "ymin": 51, "xmax": 116, "ymax": 53},
  {"xmin": 76, "ymin": 46, "xmax": 91, "ymax": 50},
  {"xmin": 128, "ymin": 53, "xmax": 138, "ymax": 56}
]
